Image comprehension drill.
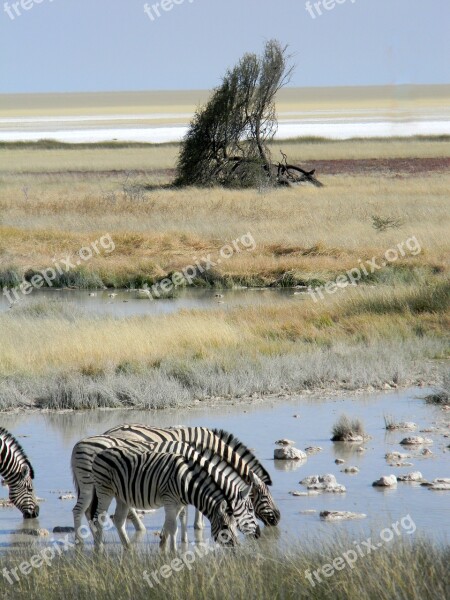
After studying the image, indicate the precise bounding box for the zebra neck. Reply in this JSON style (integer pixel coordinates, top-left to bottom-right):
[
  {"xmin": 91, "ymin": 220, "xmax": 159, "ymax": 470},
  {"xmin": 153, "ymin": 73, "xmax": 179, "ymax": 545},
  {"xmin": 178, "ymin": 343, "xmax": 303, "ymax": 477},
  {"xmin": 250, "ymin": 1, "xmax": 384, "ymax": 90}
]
[{"xmin": 0, "ymin": 437, "xmax": 26, "ymax": 482}]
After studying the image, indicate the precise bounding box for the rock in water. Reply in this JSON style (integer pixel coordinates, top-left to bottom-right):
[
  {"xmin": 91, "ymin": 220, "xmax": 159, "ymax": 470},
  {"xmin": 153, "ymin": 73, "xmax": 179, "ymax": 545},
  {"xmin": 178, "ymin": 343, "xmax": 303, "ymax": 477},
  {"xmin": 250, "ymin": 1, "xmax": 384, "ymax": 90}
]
[
  {"xmin": 275, "ymin": 439, "xmax": 296, "ymax": 447},
  {"xmin": 372, "ymin": 475, "xmax": 397, "ymax": 488},
  {"xmin": 400, "ymin": 436, "xmax": 433, "ymax": 445},
  {"xmin": 320, "ymin": 511, "xmax": 366, "ymax": 521},
  {"xmin": 397, "ymin": 471, "xmax": 423, "ymax": 482},
  {"xmin": 274, "ymin": 447, "xmax": 307, "ymax": 460}
]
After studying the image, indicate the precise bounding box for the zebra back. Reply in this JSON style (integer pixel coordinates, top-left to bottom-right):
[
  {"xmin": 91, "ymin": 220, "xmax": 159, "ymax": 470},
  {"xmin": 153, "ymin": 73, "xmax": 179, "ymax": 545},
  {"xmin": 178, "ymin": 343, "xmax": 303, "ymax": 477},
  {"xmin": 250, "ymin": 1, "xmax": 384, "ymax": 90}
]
[
  {"xmin": 0, "ymin": 427, "xmax": 35, "ymax": 480},
  {"xmin": 104, "ymin": 424, "xmax": 272, "ymax": 485}
]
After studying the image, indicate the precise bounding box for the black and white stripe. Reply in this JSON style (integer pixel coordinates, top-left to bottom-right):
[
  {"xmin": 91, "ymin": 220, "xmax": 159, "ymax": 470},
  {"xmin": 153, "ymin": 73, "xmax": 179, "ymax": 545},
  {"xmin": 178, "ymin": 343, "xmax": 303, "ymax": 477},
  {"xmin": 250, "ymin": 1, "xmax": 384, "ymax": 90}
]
[
  {"xmin": 105, "ymin": 424, "xmax": 281, "ymax": 526},
  {"xmin": 0, "ymin": 428, "xmax": 39, "ymax": 519},
  {"xmin": 90, "ymin": 440, "xmax": 247, "ymax": 551}
]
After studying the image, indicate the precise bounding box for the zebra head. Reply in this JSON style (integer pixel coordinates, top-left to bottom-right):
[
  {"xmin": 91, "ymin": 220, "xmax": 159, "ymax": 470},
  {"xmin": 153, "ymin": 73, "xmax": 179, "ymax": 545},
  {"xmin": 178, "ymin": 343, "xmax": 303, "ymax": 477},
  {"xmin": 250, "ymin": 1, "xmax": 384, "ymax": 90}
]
[
  {"xmin": 250, "ymin": 473, "xmax": 281, "ymax": 527},
  {"xmin": 210, "ymin": 500, "xmax": 239, "ymax": 547},
  {"xmin": 233, "ymin": 478, "xmax": 261, "ymax": 539},
  {"xmin": 8, "ymin": 464, "xmax": 39, "ymax": 519}
]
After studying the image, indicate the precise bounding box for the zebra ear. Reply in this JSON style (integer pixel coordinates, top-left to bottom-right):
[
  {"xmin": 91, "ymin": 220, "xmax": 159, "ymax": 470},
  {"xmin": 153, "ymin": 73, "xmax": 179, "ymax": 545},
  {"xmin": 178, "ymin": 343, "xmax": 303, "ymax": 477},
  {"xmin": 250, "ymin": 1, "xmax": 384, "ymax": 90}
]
[
  {"xmin": 249, "ymin": 471, "xmax": 262, "ymax": 487},
  {"xmin": 20, "ymin": 464, "xmax": 31, "ymax": 479}
]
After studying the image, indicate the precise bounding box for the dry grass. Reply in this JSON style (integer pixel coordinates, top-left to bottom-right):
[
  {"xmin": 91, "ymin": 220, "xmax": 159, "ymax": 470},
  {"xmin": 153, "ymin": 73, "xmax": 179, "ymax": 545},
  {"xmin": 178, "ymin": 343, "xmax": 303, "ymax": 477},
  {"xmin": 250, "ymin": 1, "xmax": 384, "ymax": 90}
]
[
  {"xmin": 0, "ymin": 159, "xmax": 448, "ymax": 288},
  {"xmin": 0, "ymin": 538, "xmax": 448, "ymax": 600},
  {"xmin": 0, "ymin": 283, "xmax": 447, "ymax": 379},
  {"xmin": 1, "ymin": 138, "xmax": 450, "ymax": 174}
]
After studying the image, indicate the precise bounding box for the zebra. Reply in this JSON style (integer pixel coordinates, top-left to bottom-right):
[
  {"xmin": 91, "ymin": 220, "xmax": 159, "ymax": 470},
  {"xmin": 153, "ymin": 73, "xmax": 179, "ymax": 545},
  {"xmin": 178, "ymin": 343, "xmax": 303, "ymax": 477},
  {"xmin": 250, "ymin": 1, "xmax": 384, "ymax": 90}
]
[
  {"xmin": 90, "ymin": 440, "xmax": 247, "ymax": 551},
  {"xmin": 72, "ymin": 435, "xmax": 260, "ymax": 544},
  {"xmin": 0, "ymin": 428, "xmax": 39, "ymax": 519},
  {"xmin": 104, "ymin": 424, "xmax": 281, "ymax": 527}
]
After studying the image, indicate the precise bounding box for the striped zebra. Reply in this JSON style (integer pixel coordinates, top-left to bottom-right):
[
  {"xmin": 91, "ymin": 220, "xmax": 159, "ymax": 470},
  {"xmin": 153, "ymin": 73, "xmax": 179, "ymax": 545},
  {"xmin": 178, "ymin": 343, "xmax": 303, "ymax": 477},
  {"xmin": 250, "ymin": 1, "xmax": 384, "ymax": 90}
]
[
  {"xmin": 105, "ymin": 424, "xmax": 281, "ymax": 527},
  {"xmin": 72, "ymin": 435, "xmax": 260, "ymax": 544},
  {"xmin": 90, "ymin": 440, "xmax": 249, "ymax": 551},
  {"xmin": 0, "ymin": 428, "xmax": 39, "ymax": 519},
  {"xmin": 72, "ymin": 425, "xmax": 280, "ymax": 540}
]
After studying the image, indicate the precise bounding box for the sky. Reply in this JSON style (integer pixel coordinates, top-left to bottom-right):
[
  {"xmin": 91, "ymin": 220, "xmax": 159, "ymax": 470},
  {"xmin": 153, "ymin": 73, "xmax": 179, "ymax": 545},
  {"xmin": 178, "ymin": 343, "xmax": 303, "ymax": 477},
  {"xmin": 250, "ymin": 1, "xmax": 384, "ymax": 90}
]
[{"xmin": 0, "ymin": 0, "xmax": 449, "ymax": 93}]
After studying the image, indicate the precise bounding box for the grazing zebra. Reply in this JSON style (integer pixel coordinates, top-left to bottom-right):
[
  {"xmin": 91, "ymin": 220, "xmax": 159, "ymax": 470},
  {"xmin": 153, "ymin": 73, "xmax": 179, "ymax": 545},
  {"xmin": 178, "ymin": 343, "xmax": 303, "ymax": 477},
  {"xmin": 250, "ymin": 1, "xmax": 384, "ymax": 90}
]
[
  {"xmin": 0, "ymin": 428, "xmax": 39, "ymax": 519},
  {"xmin": 72, "ymin": 434, "xmax": 260, "ymax": 544},
  {"xmin": 90, "ymin": 441, "xmax": 244, "ymax": 551},
  {"xmin": 104, "ymin": 424, "xmax": 281, "ymax": 527}
]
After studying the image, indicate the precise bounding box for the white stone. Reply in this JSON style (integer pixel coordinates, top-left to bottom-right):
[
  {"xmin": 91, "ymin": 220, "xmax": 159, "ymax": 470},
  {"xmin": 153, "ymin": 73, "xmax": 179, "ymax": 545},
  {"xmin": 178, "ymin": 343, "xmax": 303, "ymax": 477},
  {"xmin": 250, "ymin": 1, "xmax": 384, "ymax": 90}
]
[
  {"xmin": 275, "ymin": 439, "xmax": 296, "ymax": 447},
  {"xmin": 274, "ymin": 447, "xmax": 307, "ymax": 461},
  {"xmin": 372, "ymin": 475, "xmax": 397, "ymax": 487},
  {"xmin": 320, "ymin": 511, "xmax": 366, "ymax": 521},
  {"xmin": 341, "ymin": 466, "xmax": 359, "ymax": 474},
  {"xmin": 397, "ymin": 471, "xmax": 423, "ymax": 482},
  {"xmin": 400, "ymin": 436, "xmax": 433, "ymax": 445}
]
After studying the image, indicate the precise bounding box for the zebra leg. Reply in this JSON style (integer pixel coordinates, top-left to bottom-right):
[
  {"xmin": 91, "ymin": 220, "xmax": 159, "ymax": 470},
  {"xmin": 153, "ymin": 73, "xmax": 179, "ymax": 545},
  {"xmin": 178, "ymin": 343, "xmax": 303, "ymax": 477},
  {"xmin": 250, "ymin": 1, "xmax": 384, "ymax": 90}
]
[
  {"xmin": 194, "ymin": 509, "xmax": 205, "ymax": 530},
  {"xmin": 113, "ymin": 499, "xmax": 131, "ymax": 549},
  {"xmin": 92, "ymin": 490, "xmax": 113, "ymax": 552},
  {"xmin": 128, "ymin": 508, "xmax": 146, "ymax": 533},
  {"xmin": 179, "ymin": 506, "xmax": 188, "ymax": 544},
  {"xmin": 72, "ymin": 486, "xmax": 94, "ymax": 544},
  {"xmin": 161, "ymin": 504, "xmax": 179, "ymax": 553}
]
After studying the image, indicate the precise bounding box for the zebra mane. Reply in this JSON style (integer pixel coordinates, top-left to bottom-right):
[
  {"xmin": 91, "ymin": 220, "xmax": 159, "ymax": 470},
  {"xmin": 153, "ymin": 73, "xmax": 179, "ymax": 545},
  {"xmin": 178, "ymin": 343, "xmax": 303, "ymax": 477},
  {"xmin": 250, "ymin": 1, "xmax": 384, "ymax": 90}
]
[
  {"xmin": 212, "ymin": 428, "xmax": 272, "ymax": 486},
  {"xmin": 0, "ymin": 427, "xmax": 35, "ymax": 479}
]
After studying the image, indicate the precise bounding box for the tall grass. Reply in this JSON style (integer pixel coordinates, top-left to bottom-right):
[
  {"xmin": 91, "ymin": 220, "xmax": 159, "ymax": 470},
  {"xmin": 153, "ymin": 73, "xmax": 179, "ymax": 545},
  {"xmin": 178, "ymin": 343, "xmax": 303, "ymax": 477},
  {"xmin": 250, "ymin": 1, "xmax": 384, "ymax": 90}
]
[
  {"xmin": 0, "ymin": 540, "xmax": 447, "ymax": 600},
  {"xmin": 331, "ymin": 415, "xmax": 366, "ymax": 441}
]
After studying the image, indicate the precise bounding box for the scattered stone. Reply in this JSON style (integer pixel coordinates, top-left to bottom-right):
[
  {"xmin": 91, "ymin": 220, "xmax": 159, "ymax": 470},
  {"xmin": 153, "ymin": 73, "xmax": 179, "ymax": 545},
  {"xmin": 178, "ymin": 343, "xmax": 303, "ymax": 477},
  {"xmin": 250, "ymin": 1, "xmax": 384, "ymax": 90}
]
[
  {"xmin": 320, "ymin": 511, "xmax": 366, "ymax": 521},
  {"xmin": 434, "ymin": 478, "xmax": 450, "ymax": 484},
  {"xmin": 0, "ymin": 499, "xmax": 13, "ymax": 508},
  {"xmin": 386, "ymin": 422, "xmax": 417, "ymax": 431},
  {"xmin": 308, "ymin": 483, "xmax": 346, "ymax": 493},
  {"xmin": 421, "ymin": 448, "xmax": 433, "ymax": 456},
  {"xmin": 53, "ymin": 526, "xmax": 75, "ymax": 533},
  {"xmin": 304, "ymin": 446, "xmax": 323, "ymax": 455},
  {"xmin": 300, "ymin": 510, "xmax": 317, "ymax": 515},
  {"xmin": 300, "ymin": 473, "xmax": 345, "ymax": 493},
  {"xmin": 300, "ymin": 474, "xmax": 336, "ymax": 485},
  {"xmin": 290, "ymin": 491, "xmax": 309, "ymax": 496},
  {"xmin": 335, "ymin": 459, "xmax": 345, "ymax": 465},
  {"xmin": 400, "ymin": 436, "xmax": 433, "ymax": 446},
  {"xmin": 274, "ymin": 447, "xmax": 307, "ymax": 461},
  {"xmin": 17, "ymin": 529, "xmax": 49, "ymax": 537},
  {"xmin": 341, "ymin": 466, "xmax": 359, "ymax": 474},
  {"xmin": 397, "ymin": 471, "xmax": 423, "ymax": 482},
  {"xmin": 275, "ymin": 439, "xmax": 296, "ymax": 447},
  {"xmin": 429, "ymin": 483, "xmax": 450, "ymax": 490},
  {"xmin": 292, "ymin": 414, "xmax": 301, "ymax": 419},
  {"xmin": 372, "ymin": 475, "xmax": 397, "ymax": 488},
  {"xmin": 388, "ymin": 462, "xmax": 414, "ymax": 467},
  {"xmin": 58, "ymin": 494, "xmax": 75, "ymax": 500},
  {"xmin": 385, "ymin": 452, "xmax": 410, "ymax": 461}
]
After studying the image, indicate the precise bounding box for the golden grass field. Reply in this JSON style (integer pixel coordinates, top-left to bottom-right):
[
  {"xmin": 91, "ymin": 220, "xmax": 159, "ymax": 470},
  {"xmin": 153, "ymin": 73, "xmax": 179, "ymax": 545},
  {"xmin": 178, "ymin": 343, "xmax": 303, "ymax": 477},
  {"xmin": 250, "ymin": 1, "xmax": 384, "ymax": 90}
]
[{"xmin": 0, "ymin": 136, "xmax": 448, "ymax": 406}]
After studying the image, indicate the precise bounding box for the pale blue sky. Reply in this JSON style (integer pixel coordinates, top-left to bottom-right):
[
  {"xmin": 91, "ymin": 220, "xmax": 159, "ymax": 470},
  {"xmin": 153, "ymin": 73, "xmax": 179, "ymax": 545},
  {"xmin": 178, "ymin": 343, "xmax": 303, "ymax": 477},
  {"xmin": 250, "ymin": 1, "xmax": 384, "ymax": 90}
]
[{"xmin": 1, "ymin": 0, "xmax": 449, "ymax": 93}]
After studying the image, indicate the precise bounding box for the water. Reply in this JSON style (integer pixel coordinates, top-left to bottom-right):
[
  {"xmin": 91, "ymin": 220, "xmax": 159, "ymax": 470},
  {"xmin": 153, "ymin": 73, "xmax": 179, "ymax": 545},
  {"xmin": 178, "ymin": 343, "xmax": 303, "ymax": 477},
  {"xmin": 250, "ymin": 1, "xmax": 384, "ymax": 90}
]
[
  {"xmin": 0, "ymin": 388, "xmax": 448, "ymax": 551},
  {"xmin": 2, "ymin": 120, "xmax": 450, "ymax": 143},
  {"xmin": 0, "ymin": 287, "xmax": 298, "ymax": 318}
]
